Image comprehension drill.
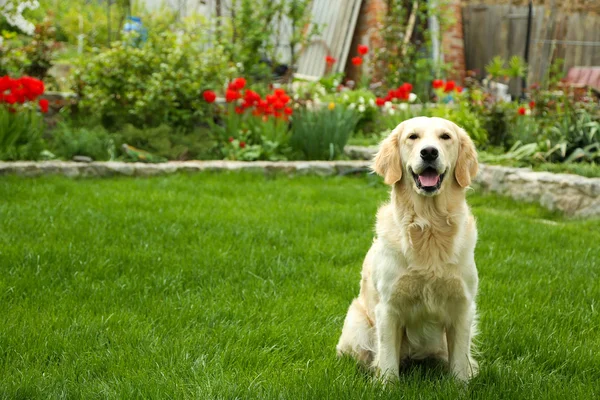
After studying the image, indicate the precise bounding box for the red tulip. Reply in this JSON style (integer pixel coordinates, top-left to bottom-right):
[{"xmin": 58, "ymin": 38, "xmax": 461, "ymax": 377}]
[
  {"xmin": 203, "ymin": 90, "xmax": 216, "ymax": 103},
  {"xmin": 284, "ymin": 107, "xmax": 293, "ymax": 115},
  {"xmin": 351, "ymin": 57, "xmax": 363, "ymax": 66},
  {"xmin": 529, "ymin": 101, "xmax": 535, "ymax": 108},
  {"xmin": 518, "ymin": 106, "xmax": 526, "ymax": 115},
  {"xmin": 239, "ymin": 141, "xmax": 246, "ymax": 148},
  {"xmin": 444, "ymin": 81, "xmax": 456, "ymax": 93},
  {"xmin": 39, "ymin": 98, "xmax": 49, "ymax": 113},
  {"xmin": 231, "ymin": 77, "xmax": 246, "ymax": 90},
  {"xmin": 357, "ymin": 45, "xmax": 369, "ymax": 55},
  {"xmin": 432, "ymin": 79, "xmax": 444, "ymax": 89},
  {"xmin": 376, "ymin": 98, "xmax": 385, "ymax": 106},
  {"xmin": 325, "ymin": 55, "xmax": 336, "ymax": 65},
  {"xmin": 225, "ymin": 89, "xmax": 241, "ymax": 102}
]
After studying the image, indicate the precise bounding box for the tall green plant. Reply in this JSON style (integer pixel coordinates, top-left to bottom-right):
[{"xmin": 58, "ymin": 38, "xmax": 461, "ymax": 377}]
[
  {"xmin": 0, "ymin": 107, "xmax": 45, "ymax": 160},
  {"xmin": 290, "ymin": 106, "xmax": 360, "ymax": 160}
]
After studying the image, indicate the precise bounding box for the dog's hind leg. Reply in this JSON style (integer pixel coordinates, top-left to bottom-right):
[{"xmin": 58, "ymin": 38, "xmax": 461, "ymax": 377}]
[{"xmin": 336, "ymin": 299, "xmax": 375, "ymax": 366}]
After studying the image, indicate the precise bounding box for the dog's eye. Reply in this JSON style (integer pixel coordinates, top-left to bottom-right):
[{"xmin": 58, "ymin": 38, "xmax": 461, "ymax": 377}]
[
  {"xmin": 408, "ymin": 133, "xmax": 419, "ymax": 140},
  {"xmin": 440, "ymin": 133, "xmax": 451, "ymax": 140}
]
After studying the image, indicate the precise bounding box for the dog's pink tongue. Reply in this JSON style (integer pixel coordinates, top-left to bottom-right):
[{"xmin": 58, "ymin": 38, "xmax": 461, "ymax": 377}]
[{"xmin": 418, "ymin": 171, "xmax": 440, "ymax": 187}]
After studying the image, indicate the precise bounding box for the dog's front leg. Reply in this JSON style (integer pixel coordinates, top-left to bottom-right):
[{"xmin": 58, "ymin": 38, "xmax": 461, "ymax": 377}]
[
  {"xmin": 373, "ymin": 303, "xmax": 402, "ymax": 382},
  {"xmin": 446, "ymin": 312, "xmax": 475, "ymax": 382}
]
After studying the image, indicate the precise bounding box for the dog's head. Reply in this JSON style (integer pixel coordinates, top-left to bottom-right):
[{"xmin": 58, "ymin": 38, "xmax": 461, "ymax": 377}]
[{"xmin": 372, "ymin": 117, "xmax": 478, "ymax": 196}]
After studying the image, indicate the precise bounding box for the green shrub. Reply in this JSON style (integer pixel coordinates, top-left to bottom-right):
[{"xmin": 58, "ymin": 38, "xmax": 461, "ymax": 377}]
[
  {"xmin": 48, "ymin": 123, "xmax": 115, "ymax": 161},
  {"xmin": 114, "ymin": 124, "xmax": 215, "ymax": 161},
  {"xmin": 290, "ymin": 105, "xmax": 360, "ymax": 160},
  {"xmin": 0, "ymin": 106, "xmax": 45, "ymax": 160},
  {"xmin": 71, "ymin": 29, "xmax": 234, "ymax": 130}
]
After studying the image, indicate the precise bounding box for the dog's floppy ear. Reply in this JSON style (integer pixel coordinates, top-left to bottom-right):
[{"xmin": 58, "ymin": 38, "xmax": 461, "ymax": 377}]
[
  {"xmin": 454, "ymin": 126, "xmax": 479, "ymax": 188},
  {"xmin": 372, "ymin": 123, "xmax": 404, "ymax": 185}
]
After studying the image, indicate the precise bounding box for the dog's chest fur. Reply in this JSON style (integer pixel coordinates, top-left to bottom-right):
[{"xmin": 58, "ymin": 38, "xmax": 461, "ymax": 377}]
[{"xmin": 375, "ymin": 205, "xmax": 470, "ymax": 324}]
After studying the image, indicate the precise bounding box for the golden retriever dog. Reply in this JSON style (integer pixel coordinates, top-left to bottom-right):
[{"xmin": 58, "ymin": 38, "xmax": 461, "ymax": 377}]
[{"xmin": 337, "ymin": 117, "xmax": 480, "ymax": 382}]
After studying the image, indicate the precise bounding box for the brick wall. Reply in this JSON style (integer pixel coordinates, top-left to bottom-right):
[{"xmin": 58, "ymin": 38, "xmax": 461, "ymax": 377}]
[
  {"xmin": 344, "ymin": 0, "xmax": 387, "ymax": 82},
  {"xmin": 441, "ymin": 0, "xmax": 466, "ymax": 83}
]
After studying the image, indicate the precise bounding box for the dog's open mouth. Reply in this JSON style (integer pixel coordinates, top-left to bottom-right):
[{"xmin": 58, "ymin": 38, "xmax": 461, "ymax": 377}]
[{"xmin": 412, "ymin": 167, "xmax": 445, "ymax": 193}]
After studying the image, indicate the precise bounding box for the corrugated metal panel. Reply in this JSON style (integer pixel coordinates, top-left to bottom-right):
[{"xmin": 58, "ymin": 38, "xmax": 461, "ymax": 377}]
[{"xmin": 297, "ymin": 0, "xmax": 363, "ymax": 78}]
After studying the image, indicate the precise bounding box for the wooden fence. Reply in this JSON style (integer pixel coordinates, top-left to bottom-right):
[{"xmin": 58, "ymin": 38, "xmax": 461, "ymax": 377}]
[{"xmin": 462, "ymin": 4, "xmax": 600, "ymax": 96}]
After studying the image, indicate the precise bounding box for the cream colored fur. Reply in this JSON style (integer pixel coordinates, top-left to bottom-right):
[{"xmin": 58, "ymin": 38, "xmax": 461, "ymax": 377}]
[{"xmin": 336, "ymin": 117, "xmax": 480, "ymax": 382}]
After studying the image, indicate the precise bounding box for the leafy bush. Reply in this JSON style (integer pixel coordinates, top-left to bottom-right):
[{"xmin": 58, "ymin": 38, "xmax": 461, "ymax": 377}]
[
  {"xmin": 48, "ymin": 123, "xmax": 115, "ymax": 161},
  {"xmin": 114, "ymin": 124, "xmax": 215, "ymax": 161},
  {"xmin": 0, "ymin": 106, "xmax": 45, "ymax": 160},
  {"xmin": 290, "ymin": 105, "xmax": 360, "ymax": 160},
  {"xmin": 71, "ymin": 29, "xmax": 234, "ymax": 130},
  {"xmin": 0, "ymin": 18, "xmax": 60, "ymax": 80}
]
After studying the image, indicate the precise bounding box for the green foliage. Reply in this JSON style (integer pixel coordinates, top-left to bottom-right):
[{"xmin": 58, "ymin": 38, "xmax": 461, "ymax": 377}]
[
  {"xmin": 372, "ymin": 0, "xmax": 452, "ymax": 94},
  {"xmin": 114, "ymin": 124, "xmax": 215, "ymax": 161},
  {"xmin": 485, "ymin": 56, "xmax": 527, "ymax": 81},
  {"xmin": 323, "ymin": 89, "xmax": 378, "ymax": 132},
  {"xmin": 291, "ymin": 105, "xmax": 360, "ymax": 160},
  {"xmin": 0, "ymin": 18, "xmax": 60, "ymax": 79},
  {"xmin": 208, "ymin": 105, "xmax": 292, "ymax": 162},
  {"xmin": 48, "ymin": 122, "xmax": 115, "ymax": 161},
  {"xmin": 0, "ymin": 106, "xmax": 44, "ymax": 160},
  {"xmin": 71, "ymin": 29, "xmax": 233, "ymax": 130},
  {"xmin": 33, "ymin": 0, "xmax": 132, "ymax": 48},
  {"xmin": 217, "ymin": 0, "xmax": 318, "ymax": 80}
]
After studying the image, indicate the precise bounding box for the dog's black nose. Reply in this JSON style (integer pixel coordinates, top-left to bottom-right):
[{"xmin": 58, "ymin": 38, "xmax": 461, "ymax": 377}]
[{"xmin": 420, "ymin": 147, "xmax": 439, "ymax": 161}]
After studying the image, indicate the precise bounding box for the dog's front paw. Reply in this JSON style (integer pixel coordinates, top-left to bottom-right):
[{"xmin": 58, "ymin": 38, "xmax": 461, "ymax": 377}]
[
  {"xmin": 373, "ymin": 363, "xmax": 399, "ymax": 385},
  {"xmin": 450, "ymin": 360, "xmax": 478, "ymax": 382}
]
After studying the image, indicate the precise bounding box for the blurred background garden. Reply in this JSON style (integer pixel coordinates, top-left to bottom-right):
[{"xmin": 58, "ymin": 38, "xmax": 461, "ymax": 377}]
[{"xmin": 0, "ymin": 0, "xmax": 599, "ymax": 174}]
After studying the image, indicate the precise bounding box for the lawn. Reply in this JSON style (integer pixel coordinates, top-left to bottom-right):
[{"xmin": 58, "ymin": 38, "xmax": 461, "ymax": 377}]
[{"xmin": 1, "ymin": 172, "xmax": 599, "ymax": 399}]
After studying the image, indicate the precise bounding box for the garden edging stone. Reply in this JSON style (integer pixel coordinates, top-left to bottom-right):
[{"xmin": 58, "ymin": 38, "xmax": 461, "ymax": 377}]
[{"xmin": 1, "ymin": 160, "xmax": 598, "ymax": 218}]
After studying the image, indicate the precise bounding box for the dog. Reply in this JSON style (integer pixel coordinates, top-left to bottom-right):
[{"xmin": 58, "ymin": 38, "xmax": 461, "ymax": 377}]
[{"xmin": 336, "ymin": 116, "xmax": 480, "ymax": 382}]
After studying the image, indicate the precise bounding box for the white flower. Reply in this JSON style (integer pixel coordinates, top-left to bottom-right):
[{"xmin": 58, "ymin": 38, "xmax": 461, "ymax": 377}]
[
  {"xmin": 358, "ymin": 96, "xmax": 365, "ymax": 104},
  {"xmin": 293, "ymin": 94, "xmax": 299, "ymax": 100},
  {"xmin": 343, "ymin": 94, "xmax": 349, "ymax": 101},
  {"xmin": 348, "ymin": 103, "xmax": 356, "ymax": 110},
  {"xmin": 318, "ymin": 86, "xmax": 326, "ymax": 96},
  {"xmin": 399, "ymin": 103, "xmax": 408, "ymax": 110},
  {"xmin": 236, "ymin": 62, "xmax": 244, "ymax": 71},
  {"xmin": 409, "ymin": 93, "xmax": 417, "ymax": 103},
  {"xmin": 384, "ymin": 101, "xmax": 393, "ymax": 109},
  {"xmin": 369, "ymin": 98, "xmax": 375, "ymax": 106},
  {"xmin": 525, "ymin": 109, "xmax": 531, "ymax": 116},
  {"xmin": 1, "ymin": 0, "xmax": 40, "ymax": 35},
  {"xmin": 358, "ymin": 104, "xmax": 366, "ymax": 113},
  {"xmin": 388, "ymin": 108, "xmax": 396, "ymax": 115},
  {"xmin": 332, "ymin": 80, "xmax": 339, "ymax": 87}
]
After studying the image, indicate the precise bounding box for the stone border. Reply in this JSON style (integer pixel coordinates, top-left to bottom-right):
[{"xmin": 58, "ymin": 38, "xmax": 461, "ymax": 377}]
[
  {"xmin": 0, "ymin": 160, "xmax": 371, "ymax": 178},
  {"xmin": 474, "ymin": 164, "xmax": 600, "ymax": 218},
  {"xmin": 1, "ymin": 160, "xmax": 598, "ymax": 217}
]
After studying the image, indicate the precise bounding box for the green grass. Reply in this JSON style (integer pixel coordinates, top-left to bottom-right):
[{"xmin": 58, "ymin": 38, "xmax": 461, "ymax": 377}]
[{"xmin": 1, "ymin": 173, "xmax": 599, "ymax": 399}]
